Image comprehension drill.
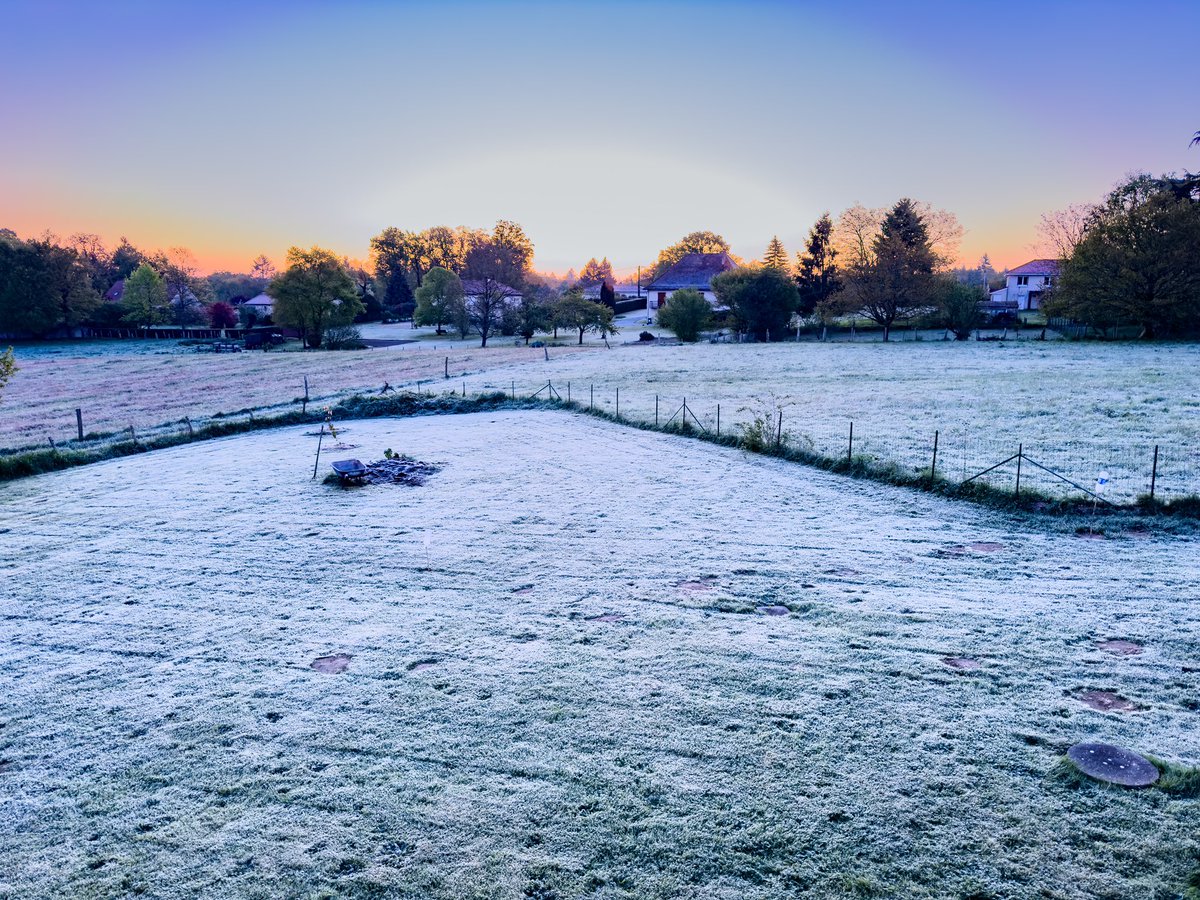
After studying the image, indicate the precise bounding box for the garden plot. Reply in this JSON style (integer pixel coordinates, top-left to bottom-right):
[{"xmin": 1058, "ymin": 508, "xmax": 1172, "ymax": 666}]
[
  {"xmin": 1, "ymin": 411, "xmax": 1198, "ymax": 899},
  {"xmin": 475, "ymin": 340, "xmax": 1200, "ymax": 503}
]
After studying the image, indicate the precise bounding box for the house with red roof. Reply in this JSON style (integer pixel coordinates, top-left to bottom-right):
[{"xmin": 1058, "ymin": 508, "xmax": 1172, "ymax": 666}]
[
  {"xmin": 645, "ymin": 252, "xmax": 738, "ymax": 322},
  {"xmin": 989, "ymin": 259, "xmax": 1060, "ymax": 312}
]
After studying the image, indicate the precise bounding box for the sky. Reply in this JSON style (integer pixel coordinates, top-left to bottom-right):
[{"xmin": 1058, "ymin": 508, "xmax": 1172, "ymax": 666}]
[{"xmin": 2, "ymin": 0, "xmax": 1197, "ymax": 276}]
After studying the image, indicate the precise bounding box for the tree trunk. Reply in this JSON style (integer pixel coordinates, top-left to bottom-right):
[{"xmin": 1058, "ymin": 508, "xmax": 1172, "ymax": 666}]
[
  {"xmin": 883, "ymin": 324, "xmax": 890, "ymax": 342},
  {"xmin": 578, "ymin": 328, "xmax": 584, "ymax": 345}
]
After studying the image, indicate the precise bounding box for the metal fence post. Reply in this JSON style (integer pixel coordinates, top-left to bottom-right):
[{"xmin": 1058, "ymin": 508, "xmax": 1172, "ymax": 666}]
[
  {"xmin": 776, "ymin": 411, "xmax": 783, "ymax": 448},
  {"xmin": 930, "ymin": 430, "xmax": 939, "ymax": 482},
  {"xmin": 848, "ymin": 422, "xmax": 853, "ymax": 464},
  {"xmin": 1150, "ymin": 445, "xmax": 1159, "ymax": 501},
  {"xmin": 616, "ymin": 388, "xmax": 620, "ymax": 418},
  {"xmin": 1015, "ymin": 443, "xmax": 1022, "ymax": 496},
  {"xmin": 716, "ymin": 404, "xmax": 720, "ymax": 437},
  {"xmin": 655, "ymin": 395, "xmax": 659, "ymax": 426}
]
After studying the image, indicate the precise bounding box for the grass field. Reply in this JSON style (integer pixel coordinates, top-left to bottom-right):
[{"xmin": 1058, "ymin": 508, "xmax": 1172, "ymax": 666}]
[
  {"xmin": 0, "ymin": 339, "xmax": 590, "ymax": 450},
  {"xmin": 471, "ymin": 340, "xmax": 1200, "ymax": 504},
  {"xmin": 2, "ymin": 412, "xmax": 1198, "ymax": 898}
]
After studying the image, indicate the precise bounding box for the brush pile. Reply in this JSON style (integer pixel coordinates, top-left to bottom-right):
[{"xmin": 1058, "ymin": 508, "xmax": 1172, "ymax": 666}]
[{"xmin": 361, "ymin": 455, "xmax": 440, "ymax": 486}]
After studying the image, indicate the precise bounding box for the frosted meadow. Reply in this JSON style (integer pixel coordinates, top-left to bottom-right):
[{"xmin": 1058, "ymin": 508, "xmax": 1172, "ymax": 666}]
[{"xmin": 2, "ymin": 412, "xmax": 1198, "ymax": 898}]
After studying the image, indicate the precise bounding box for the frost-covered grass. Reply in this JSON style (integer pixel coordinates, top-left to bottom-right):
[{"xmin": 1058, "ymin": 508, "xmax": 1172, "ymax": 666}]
[
  {"xmin": 0, "ymin": 341, "xmax": 590, "ymax": 450},
  {"xmin": 473, "ymin": 340, "xmax": 1200, "ymax": 504},
  {"xmin": 2, "ymin": 412, "xmax": 1198, "ymax": 898}
]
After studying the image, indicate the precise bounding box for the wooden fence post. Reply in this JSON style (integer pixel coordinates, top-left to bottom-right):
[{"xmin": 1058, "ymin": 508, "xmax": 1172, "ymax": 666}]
[
  {"xmin": 776, "ymin": 411, "xmax": 783, "ymax": 448},
  {"xmin": 616, "ymin": 388, "xmax": 620, "ymax": 418},
  {"xmin": 1150, "ymin": 445, "xmax": 1159, "ymax": 501},
  {"xmin": 930, "ymin": 430, "xmax": 939, "ymax": 483},
  {"xmin": 847, "ymin": 422, "xmax": 853, "ymax": 464},
  {"xmin": 184, "ymin": 416, "xmax": 194, "ymax": 436},
  {"xmin": 445, "ymin": 356, "xmax": 449, "ymax": 379},
  {"xmin": 717, "ymin": 404, "xmax": 720, "ymax": 437},
  {"xmin": 655, "ymin": 395, "xmax": 659, "ymax": 426},
  {"xmin": 76, "ymin": 408, "xmax": 84, "ymax": 441},
  {"xmin": 1015, "ymin": 443, "xmax": 1022, "ymax": 496}
]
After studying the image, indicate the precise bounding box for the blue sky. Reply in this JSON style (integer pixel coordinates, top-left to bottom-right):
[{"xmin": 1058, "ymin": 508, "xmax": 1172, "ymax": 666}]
[{"xmin": 2, "ymin": 0, "xmax": 1197, "ymax": 273}]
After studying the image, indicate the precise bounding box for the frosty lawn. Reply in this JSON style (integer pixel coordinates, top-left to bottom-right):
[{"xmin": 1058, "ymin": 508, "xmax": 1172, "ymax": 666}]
[
  {"xmin": 475, "ymin": 340, "xmax": 1200, "ymax": 504},
  {"xmin": 2, "ymin": 412, "xmax": 1198, "ymax": 898}
]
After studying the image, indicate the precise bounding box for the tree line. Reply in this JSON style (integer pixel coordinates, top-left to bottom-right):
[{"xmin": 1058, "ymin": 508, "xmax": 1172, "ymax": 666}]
[
  {"xmin": 653, "ymin": 200, "xmax": 981, "ymax": 343},
  {"xmin": 0, "ymin": 229, "xmax": 279, "ymax": 336}
]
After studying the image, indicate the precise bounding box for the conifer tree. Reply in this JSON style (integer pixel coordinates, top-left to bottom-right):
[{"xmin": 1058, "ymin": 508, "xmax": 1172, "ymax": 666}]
[{"xmin": 763, "ymin": 236, "xmax": 789, "ymax": 272}]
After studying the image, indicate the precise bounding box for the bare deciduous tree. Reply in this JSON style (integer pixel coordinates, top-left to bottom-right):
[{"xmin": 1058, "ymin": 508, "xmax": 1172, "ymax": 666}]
[{"xmin": 1036, "ymin": 203, "xmax": 1092, "ymax": 258}]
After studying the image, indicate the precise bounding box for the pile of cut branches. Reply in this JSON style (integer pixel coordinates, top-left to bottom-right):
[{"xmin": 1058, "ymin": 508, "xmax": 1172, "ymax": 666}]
[{"xmin": 361, "ymin": 456, "xmax": 440, "ymax": 486}]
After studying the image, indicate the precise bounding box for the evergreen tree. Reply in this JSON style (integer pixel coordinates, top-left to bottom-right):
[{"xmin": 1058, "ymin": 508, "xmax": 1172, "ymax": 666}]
[
  {"xmin": 763, "ymin": 236, "xmax": 789, "ymax": 272},
  {"xmin": 384, "ymin": 270, "xmax": 415, "ymax": 318},
  {"xmin": 795, "ymin": 214, "xmax": 842, "ymax": 318},
  {"xmin": 578, "ymin": 257, "xmax": 614, "ymax": 286},
  {"xmin": 850, "ymin": 198, "xmax": 936, "ymax": 341}
]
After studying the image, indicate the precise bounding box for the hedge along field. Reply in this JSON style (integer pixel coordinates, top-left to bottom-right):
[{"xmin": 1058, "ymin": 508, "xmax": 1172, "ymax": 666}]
[
  {"xmin": 1, "ymin": 412, "xmax": 1198, "ymax": 899},
  {"xmin": 471, "ymin": 340, "xmax": 1200, "ymax": 504},
  {"xmin": 0, "ymin": 339, "xmax": 592, "ymax": 450}
]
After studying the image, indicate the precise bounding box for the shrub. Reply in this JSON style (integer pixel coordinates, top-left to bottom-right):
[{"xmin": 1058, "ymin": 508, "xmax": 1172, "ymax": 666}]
[
  {"xmin": 323, "ymin": 325, "xmax": 365, "ymax": 350},
  {"xmin": 656, "ymin": 289, "xmax": 712, "ymax": 342}
]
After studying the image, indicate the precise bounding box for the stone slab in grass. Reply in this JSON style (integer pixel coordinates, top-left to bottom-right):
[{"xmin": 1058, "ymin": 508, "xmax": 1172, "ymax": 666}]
[{"xmin": 1067, "ymin": 742, "xmax": 1159, "ymax": 787}]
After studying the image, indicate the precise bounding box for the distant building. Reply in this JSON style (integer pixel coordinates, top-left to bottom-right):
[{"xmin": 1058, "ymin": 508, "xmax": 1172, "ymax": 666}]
[
  {"xmin": 644, "ymin": 252, "xmax": 738, "ymax": 321},
  {"xmin": 242, "ymin": 292, "xmax": 275, "ymax": 317},
  {"xmin": 989, "ymin": 259, "xmax": 1060, "ymax": 312}
]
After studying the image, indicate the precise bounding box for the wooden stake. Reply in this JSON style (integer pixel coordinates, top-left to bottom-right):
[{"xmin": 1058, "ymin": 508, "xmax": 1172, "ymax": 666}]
[
  {"xmin": 1150, "ymin": 445, "xmax": 1159, "ymax": 501},
  {"xmin": 312, "ymin": 424, "xmax": 325, "ymax": 479},
  {"xmin": 930, "ymin": 430, "xmax": 939, "ymax": 482},
  {"xmin": 75, "ymin": 408, "xmax": 84, "ymax": 441}
]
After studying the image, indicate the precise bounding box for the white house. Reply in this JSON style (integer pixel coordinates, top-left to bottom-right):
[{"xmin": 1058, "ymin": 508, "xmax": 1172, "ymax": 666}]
[
  {"xmin": 242, "ymin": 292, "xmax": 275, "ymax": 317},
  {"xmin": 644, "ymin": 252, "xmax": 738, "ymax": 322},
  {"xmin": 989, "ymin": 259, "xmax": 1060, "ymax": 312}
]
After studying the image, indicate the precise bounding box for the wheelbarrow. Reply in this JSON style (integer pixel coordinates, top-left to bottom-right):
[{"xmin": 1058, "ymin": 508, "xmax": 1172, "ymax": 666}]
[{"xmin": 330, "ymin": 458, "xmax": 368, "ymax": 484}]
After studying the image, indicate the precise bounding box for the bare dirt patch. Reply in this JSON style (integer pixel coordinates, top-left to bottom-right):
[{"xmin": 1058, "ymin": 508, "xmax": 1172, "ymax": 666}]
[
  {"xmin": 941, "ymin": 657, "xmax": 982, "ymax": 671},
  {"xmin": 1069, "ymin": 689, "xmax": 1142, "ymax": 712},
  {"xmin": 1097, "ymin": 639, "xmax": 1144, "ymax": 656},
  {"xmin": 311, "ymin": 653, "xmax": 352, "ymax": 674}
]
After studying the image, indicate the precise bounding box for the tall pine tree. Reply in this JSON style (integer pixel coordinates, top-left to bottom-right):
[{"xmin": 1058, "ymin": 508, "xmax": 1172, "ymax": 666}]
[
  {"xmin": 763, "ymin": 236, "xmax": 789, "ymax": 272},
  {"xmin": 795, "ymin": 213, "xmax": 842, "ymax": 317}
]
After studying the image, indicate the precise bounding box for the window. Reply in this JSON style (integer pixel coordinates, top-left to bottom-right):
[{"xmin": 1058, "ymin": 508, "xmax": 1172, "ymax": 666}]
[
  {"xmin": 1016, "ymin": 276, "xmax": 1029, "ymax": 286},
  {"xmin": 1044, "ymin": 276, "xmax": 1053, "ymax": 286}
]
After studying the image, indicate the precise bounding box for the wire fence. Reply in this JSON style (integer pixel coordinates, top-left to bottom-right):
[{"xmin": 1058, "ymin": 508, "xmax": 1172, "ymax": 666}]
[{"xmin": 4, "ymin": 373, "xmax": 1197, "ymax": 507}]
